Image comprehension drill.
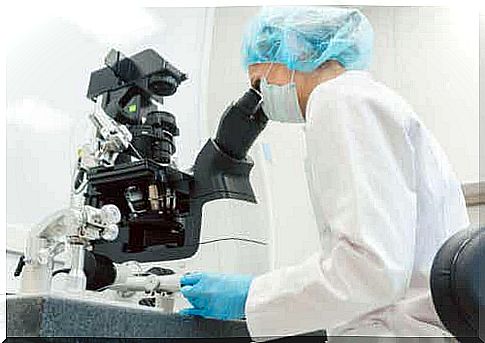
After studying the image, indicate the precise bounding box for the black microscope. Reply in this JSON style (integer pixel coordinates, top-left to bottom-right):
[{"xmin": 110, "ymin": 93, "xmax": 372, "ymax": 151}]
[{"xmin": 77, "ymin": 48, "xmax": 267, "ymax": 290}]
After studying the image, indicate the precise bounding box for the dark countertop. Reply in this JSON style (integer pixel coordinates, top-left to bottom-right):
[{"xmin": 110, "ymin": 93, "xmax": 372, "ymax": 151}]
[{"xmin": 6, "ymin": 294, "xmax": 251, "ymax": 341}]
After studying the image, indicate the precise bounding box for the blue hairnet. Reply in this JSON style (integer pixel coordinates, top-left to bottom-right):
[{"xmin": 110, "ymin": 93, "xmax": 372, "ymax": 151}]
[{"xmin": 241, "ymin": 6, "xmax": 374, "ymax": 72}]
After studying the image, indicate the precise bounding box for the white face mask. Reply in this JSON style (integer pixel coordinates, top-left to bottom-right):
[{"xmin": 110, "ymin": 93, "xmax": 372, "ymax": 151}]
[{"xmin": 260, "ymin": 66, "xmax": 305, "ymax": 123}]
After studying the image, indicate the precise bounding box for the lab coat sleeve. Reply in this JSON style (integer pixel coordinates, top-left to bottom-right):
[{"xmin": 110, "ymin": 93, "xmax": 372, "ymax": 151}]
[{"xmin": 244, "ymin": 85, "xmax": 417, "ymax": 340}]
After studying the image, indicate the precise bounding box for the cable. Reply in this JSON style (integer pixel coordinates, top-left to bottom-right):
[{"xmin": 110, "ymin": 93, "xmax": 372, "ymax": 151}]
[
  {"xmin": 52, "ymin": 268, "xmax": 71, "ymax": 277},
  {"xmin": 186, "ymin": 237, "xmax": 267, "ymax": 247},
  {"xmin": 96, "ymin": 283, "xmax": 127, "ymax": 292}
]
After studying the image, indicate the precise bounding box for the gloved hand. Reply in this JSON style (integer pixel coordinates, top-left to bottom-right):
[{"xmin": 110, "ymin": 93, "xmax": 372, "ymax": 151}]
[{"xmin": 178, "ymin": 272, "xmax": 254, "ymax": 320}]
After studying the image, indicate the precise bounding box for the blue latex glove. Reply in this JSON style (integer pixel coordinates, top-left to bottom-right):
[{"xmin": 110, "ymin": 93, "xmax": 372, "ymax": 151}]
[{"xmin": 179, "ymin": 272, "xmax": 254, "ymax": 320}]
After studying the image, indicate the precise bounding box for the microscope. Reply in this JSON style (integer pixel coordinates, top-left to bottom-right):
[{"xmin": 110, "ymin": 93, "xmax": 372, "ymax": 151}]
[{"xmin": 15, "ymin": 48, "xmax": 268, "ymax": 310}]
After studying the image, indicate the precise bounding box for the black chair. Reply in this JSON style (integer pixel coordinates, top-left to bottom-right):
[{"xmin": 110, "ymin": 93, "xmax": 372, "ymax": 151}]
[{"xmin": 430, "ymin": 226, "xmax": 484, "ymax": 342}]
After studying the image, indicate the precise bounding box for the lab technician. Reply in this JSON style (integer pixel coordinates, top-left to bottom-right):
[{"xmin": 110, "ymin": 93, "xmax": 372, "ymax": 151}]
[{"xmin": 179, "ymin": 6, "xmax": 469, "ymax": 342}]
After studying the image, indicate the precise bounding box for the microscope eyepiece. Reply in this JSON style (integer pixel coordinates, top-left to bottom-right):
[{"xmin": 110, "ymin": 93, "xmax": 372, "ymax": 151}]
[
  {"xmin": 148, "ymin": 74, "xmax": 179, "ymax": 96},
  {"xmin": 235, "ymin": 88, "xmax": 263, "ymax": 114},
  {"xmin": 214, "ymin": 88, "xmax": 268, "ymax": 160}
]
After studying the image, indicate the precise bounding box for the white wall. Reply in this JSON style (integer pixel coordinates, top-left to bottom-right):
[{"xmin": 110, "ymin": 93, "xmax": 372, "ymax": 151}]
[{"xmin": 362, "ymin": 6, "xmax": 479, "ymax": 184}]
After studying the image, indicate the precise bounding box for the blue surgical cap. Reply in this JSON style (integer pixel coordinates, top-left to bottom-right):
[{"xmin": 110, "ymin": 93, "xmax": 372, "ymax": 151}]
[{"xmin": 241, "ymin": 6, "xmax": 374, "ymax": 72}]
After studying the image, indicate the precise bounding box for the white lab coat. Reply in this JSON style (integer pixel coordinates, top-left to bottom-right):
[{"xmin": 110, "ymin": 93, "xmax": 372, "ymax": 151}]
[{"xmin": 245, "ymin": 71, "xmax": 470, "ymax": 342}]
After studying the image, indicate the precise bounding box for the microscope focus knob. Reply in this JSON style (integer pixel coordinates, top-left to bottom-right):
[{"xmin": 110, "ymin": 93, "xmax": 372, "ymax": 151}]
[
  {"xmin": 100, "ymin": 204, "xmax": 121, "ymax": 225},
  {"xmin": 101, "ymin": 224, "xmax": 119, "ymax": 241}
]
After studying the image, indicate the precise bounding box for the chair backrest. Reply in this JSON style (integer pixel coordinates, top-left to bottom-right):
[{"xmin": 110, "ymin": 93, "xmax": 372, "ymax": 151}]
[{"xmin": 430, "ymin": 226, "xmax": 484, "ymax": 342}]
